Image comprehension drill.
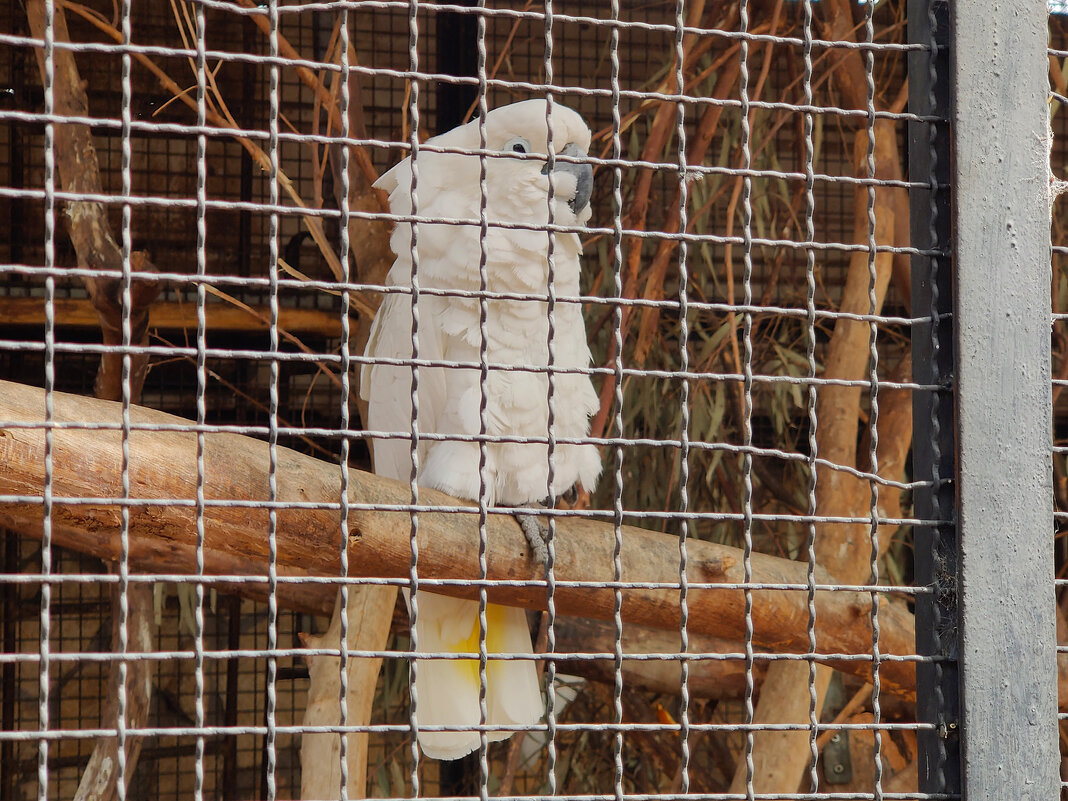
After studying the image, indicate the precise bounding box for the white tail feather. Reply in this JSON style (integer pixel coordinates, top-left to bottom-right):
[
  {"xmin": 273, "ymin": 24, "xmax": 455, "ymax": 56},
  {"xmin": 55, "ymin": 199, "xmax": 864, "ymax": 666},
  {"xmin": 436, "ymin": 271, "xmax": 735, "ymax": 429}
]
[{"xmin": 409, "ymin": 592, "xmax": 543, "ymax": 760}]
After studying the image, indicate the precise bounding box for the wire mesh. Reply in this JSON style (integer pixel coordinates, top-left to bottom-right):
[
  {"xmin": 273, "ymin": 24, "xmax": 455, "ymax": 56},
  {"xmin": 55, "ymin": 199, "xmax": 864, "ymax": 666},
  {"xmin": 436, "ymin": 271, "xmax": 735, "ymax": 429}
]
[{"xmin": 0, "ymin": 0, "xmax": 973, "ymax": 799}]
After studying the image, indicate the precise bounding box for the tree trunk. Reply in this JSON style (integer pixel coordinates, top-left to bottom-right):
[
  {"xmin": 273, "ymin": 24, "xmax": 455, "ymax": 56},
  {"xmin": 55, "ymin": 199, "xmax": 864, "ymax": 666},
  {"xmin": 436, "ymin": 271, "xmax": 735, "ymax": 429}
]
[
  {"xmin": 300, "ymin": 587, "xmax": 396, "ymax": 800},
  {"xmin": 25, "ymin": 3, "xmax": 165, "ymax": 797},
  {"xmin": 728, "ymin": 120, "xmax": 906, "ymax": 795}
]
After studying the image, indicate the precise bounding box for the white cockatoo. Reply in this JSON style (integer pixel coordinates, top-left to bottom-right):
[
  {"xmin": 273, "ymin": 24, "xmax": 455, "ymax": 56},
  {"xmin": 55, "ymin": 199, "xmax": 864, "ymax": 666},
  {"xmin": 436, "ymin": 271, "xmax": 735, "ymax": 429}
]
[{"xmin": 360, "ymin": 99, "xmax": 602, "ymax": 761}]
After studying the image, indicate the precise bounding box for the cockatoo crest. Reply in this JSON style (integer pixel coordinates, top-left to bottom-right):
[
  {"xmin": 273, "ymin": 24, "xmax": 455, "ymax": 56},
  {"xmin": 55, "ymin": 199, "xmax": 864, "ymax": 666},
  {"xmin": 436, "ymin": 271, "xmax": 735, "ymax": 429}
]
[{"xmin": 375, "ymin": 98, "xmax": 593, "ymax": 232}]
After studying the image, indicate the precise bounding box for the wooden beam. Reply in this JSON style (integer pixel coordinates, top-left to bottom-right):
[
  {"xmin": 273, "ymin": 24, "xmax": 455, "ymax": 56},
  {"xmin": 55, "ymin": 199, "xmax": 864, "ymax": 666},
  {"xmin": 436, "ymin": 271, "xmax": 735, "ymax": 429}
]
[
  {"xmin": 0, "ymin": 379, "xmax": 917, "ymax": 700},
  {"xmin": 0, "ymin": 296, "xmax": 344, "ymax": 336}
]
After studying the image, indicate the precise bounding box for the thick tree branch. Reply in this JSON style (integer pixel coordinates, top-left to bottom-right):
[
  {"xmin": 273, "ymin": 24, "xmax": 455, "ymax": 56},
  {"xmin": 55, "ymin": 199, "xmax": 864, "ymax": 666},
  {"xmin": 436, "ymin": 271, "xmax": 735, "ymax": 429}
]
[
  {"xmin": 729, "ymin": 120, "xmax": 904, "ymax": 795},
  {"xmin": 26, "ymin": 0, "xmax": 162, "ymax": 402},
  {"xmin": 300, "ymin": 588, "xmax": 394, "ymax": 801},
  {"xmin": 551, "ymin": 616, "xmax": 766, "ymax": 700},
  {"xmin": 25, "ymin": 4, "xmax": 163, "ymax": 797},
  {"xmin": 71, "ymin": 579, "xmax": 153, "ymax": 801},
  {"xmin": 0, "ymin": 379, "xmax": 915, "ymax": 699}
]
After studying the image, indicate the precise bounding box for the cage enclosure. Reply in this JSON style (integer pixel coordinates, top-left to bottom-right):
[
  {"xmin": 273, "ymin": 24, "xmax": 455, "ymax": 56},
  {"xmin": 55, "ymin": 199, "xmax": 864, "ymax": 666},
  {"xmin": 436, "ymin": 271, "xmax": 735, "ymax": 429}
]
[{"xmin": 0, "ymin": 0, "xmax": 1065, "ymax": 799}]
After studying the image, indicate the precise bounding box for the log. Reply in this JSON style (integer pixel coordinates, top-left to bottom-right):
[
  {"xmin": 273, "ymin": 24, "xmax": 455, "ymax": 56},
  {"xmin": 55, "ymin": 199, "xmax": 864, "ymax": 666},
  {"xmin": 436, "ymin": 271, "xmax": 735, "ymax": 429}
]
[
  {"xmin": 0, "ymin": 379, "xmax": 917, "ymax": 699},
  {"xmin": 315, "ymin": 35, "xmax": 399, "ymax": 791}
]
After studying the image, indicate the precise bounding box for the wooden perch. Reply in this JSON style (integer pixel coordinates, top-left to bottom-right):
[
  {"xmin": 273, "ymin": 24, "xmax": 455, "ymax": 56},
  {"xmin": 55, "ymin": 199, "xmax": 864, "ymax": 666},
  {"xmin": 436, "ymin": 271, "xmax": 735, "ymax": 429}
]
[{"xmin": 0, "ymin": 379, "xmax": 916, "ymax": 699}]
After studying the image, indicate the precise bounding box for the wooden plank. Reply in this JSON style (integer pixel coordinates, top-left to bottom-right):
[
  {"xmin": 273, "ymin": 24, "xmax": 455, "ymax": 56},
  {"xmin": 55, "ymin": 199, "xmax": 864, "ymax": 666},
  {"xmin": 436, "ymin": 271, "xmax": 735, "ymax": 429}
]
[{"xmin": 0, "ymin": 296, "xmax": 344, "ymax": 336}]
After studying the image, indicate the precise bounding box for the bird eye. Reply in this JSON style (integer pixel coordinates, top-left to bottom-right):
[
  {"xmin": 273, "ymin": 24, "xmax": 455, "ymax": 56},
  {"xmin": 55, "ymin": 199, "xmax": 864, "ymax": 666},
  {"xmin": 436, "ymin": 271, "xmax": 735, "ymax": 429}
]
[{"xmin": 504, "ymin": 137, "xmax": 531, "ymax": 155}]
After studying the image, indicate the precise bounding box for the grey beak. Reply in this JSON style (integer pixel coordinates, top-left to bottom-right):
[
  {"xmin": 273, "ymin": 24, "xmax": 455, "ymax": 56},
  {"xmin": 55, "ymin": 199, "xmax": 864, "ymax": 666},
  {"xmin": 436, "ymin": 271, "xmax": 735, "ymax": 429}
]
[{"xmin": 541, "ymin": 142, "xmax": 593, "ymax": 213}]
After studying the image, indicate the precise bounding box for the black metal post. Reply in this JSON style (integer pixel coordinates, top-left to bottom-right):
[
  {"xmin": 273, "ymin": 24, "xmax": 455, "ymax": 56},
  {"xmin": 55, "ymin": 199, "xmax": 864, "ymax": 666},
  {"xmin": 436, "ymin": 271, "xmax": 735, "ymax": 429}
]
[
  {"xmin": 435, "ymin": 0, "xmax": 478, "ymax": 134},
  {"xmin": 908, "ymin": 0, "xmax": 959, "ymax": 794}
]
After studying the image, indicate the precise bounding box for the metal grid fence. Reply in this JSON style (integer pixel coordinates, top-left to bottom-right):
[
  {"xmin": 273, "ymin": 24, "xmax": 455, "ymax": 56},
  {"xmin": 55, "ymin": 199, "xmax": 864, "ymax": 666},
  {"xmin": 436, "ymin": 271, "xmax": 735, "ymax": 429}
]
[{"xmin": 0, "ymin": 0, "xmax": 1061, "ymax": 799}]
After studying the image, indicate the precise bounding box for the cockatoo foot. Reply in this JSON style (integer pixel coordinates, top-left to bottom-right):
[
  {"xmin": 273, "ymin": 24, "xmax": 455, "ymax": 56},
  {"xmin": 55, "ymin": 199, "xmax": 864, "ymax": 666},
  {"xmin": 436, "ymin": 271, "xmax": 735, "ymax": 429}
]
[{"xmin": 515, "ymin": 504, "xmax": 550, "ymax": 564}]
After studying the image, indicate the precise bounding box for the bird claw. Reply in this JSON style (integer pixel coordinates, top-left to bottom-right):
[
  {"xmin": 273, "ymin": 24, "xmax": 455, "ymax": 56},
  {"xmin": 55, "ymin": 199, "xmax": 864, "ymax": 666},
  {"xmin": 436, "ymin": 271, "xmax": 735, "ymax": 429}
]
[{"xmin": 515, "ymin": 511, "xmax": 550, "ymax": 565}]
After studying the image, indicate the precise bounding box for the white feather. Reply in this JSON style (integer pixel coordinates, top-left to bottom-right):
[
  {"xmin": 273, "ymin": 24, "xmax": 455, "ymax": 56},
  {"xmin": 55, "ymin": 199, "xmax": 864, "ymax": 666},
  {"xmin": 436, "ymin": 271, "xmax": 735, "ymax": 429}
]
[{"xmin": 362, "ymin": 99, "xmax": 602, "ymax": 760}]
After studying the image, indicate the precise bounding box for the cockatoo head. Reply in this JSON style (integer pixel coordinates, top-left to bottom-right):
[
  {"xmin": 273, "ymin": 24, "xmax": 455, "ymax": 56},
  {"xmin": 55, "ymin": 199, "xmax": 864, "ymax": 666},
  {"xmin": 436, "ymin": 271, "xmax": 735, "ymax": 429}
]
[
  {"xmin": 472, "ymin": 98, "xmax": 594, "ymax": 226},
  {"xmin": 375, "ymin": 99, "xmax": 595, "ymax": 228}
]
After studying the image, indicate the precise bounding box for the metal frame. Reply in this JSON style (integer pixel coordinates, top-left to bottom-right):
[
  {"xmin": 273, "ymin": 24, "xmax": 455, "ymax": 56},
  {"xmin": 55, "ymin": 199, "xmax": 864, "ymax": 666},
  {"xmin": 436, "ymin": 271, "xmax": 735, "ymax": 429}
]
[{"xmin": 909, "ymin": 0, "xmax": 959, "ymax": 794}]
